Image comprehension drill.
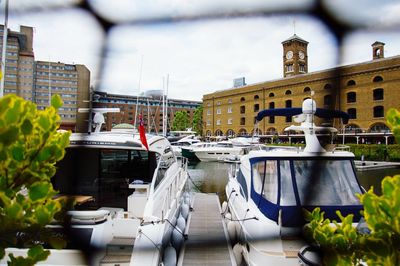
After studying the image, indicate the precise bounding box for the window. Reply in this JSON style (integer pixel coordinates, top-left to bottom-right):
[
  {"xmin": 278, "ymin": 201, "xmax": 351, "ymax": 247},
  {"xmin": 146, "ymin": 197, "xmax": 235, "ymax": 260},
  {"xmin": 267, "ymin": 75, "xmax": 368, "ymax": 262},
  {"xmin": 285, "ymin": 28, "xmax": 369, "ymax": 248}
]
[
  {"xmin": 216, "ymin": 108, "xmax": 221, "ymax": 114},
  {"xmin": 285, "ymin": 100, "xmax": 292, "ymax": 122},
  {"xmin": 240, "ymin": 97, "xmax": 245, "ymax": 102},
  {"xmin": 373, "ymin": 76, "xmax": 383, "ymax": 82},
  {"xmin": 254, "ymin": 95, "xmax": 259, "ymax": 100},
  {"xmin": 228, "ymin": 98, "xmax": 232, "ymax": 104},
  {"xmin": 269, "ymin": 102, "xmax": 275, "ymax": 123},
  {"xmin": 285, "ymin": 90, "xmax": 292, "ymax": 95},
  {"xmin": 207, "ymin": 102, "xmax": 211, "ymax": 107},
  {"xmin": 286, "ymin": 64, "xmax": 293, "ymax": 72},
  {"xmin": 206, "ymin": 120, "xmax": 211, "ymax": 126},
  {"xmin": 347, "ymin": 80, "xmax": 356, "ymax": 86},
  {"xmin": 370, "ymin": 123, "xmax": 390, "ymax": 133},
  {"xmin": 216, "ymin": 119, "xmax": 221, "ymax": 125},
  {"xmin": 236, "ymin": 169, "xmax": 248, "ymax": 200},
  {"xmin": 347, "ymin": 92, "xmax": 356, "ymax": 103},
  {"xmin": 347, "ymin": 108, "xmax": 357, "ymax": 119},
  {"xmin": 227, "ymin": 107, "xmax": 232, "ymax": 113},
  {"xmin": 373, "ymin": 88, "xmax": 384, "ymax": 101},
  {"xmin": 254, "ymin": 104, "xmax": 260, "ymax": 112},
  {"xmin": 227, "ymin": 118, "xmax": 233, "ymax": 125},
  {"xmin": 252, "ymin": 161, "xmax": 278, "ymax": 203},
  {"xmin": 324, "ymin": 84, "xmax": 332, "ymax": 90},
  {"xmin": 299, "ymin": 64, "xmax": 306, "ymax": 72},
  {"xmin": 304, "ymin": 87, "xmax": 311, "ymax": 93},
  {"xmin": 240, "ymin": 117, "xmax": 245, "ymax": 125},
  {"xmin": 373, "ymin": 106, "xmax": 384, "ymax": 118},
  {"xmin": 324, "ymin": 95, "xmax": 332, "ymax": 106},
  {"xmin": 269, "ymin": 92, "xmax": 275, "ymax": 97},
  {"xmin": 240, "ymin": 105, "xmax": 245, "ymax": 114},
  {"xmin": 206, "ymin": 110, "xmax": 211, "ymax": 115}
]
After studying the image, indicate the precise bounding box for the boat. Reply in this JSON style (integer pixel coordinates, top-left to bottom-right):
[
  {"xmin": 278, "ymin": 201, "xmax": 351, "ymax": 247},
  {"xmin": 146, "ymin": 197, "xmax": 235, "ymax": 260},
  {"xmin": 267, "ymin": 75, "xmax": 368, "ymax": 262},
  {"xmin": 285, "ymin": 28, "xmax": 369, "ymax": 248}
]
[
  {"xmin": 1, "ymin": 108, "xmax": 191, "ymax": 266},
  {"xmin": 167, "ymin": 128, "xmax": 198, "ymax": 143},
  {"xmin": 223, "ymin": 99, "xmax": 364, "ymax": 266},
  {"xmin": 170, "ymin": 134, "xmax": 200, "ymax": 158}
]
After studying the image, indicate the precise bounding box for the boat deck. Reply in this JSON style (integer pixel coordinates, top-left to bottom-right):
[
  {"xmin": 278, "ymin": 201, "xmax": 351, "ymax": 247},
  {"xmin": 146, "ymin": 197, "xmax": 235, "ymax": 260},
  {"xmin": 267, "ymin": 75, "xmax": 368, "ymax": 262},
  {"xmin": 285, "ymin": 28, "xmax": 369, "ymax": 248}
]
[{"xmin": 179, "ymin": 193, "xmax": 236, "ymax": 266}]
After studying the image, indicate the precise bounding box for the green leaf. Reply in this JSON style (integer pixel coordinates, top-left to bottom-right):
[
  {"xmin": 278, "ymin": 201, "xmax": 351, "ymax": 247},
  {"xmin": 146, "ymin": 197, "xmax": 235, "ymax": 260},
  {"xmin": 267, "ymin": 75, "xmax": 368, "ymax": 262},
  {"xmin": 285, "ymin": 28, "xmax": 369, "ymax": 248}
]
[
  {"xmin": 51, "ymin": 94, "xmax": 63, "ymax": 109},
  {"xmin": 48, "ymin": 237, "xmax": 67, "ymax": 249},
  {"xmin": 6, "ymin": 202, "xmax": 22, "ymax": 219},
  {"xmin": 11, "ymin": 145, "xmax": 25, "ymax": 162},
  {"xmin": 4, "ymin": 103, "xmax": 20, "ymax": 125},
  {"xmin": 38, "ymin": 114, "xmax": 51, "ymax": 131},
  {"xmin": 28, "ymin": 245, "xmax": 50, "ymax": 262},
  {"xmin": 0, "ymin": 126, "xmax": 19, "ymax": 146},
  {"xmin": 21, "ymin": 119, "xmax": 33, "ymax": 135},
  {"xmin": 29, "ymin": 182, "xmax": 51, "ymax": 202},
  {"xmin": 37, "ymin": 147, "xmax": 52, "ymax": 162},
  {"xmin": 35, "ymin": 206, "xmax": 51, "ymax": 225}
]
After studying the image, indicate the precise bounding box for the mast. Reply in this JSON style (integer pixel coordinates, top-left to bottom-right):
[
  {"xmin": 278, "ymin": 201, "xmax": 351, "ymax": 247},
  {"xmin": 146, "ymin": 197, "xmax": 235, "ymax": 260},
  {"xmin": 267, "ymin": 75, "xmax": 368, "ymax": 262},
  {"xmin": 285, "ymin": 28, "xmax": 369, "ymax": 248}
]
[
  {"xmin": 165, "ymin": 74, "xmax": 169, "ymax": 136},
  {"xmin": 133, "ymin": 55, "xmax": 143, "ymax": 129},
  {"xmin": 0, "ymin": 0, "xmax": 9, "ymax": 97}
]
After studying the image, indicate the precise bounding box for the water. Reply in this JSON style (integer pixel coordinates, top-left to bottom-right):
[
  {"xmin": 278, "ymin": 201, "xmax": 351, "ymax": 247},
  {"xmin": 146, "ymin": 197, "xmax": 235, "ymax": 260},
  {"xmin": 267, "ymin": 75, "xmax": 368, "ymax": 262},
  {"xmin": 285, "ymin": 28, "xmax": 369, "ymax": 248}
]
[{"xmin": 187, "ymin": 161, "xmax": 400, "ymax": 202}]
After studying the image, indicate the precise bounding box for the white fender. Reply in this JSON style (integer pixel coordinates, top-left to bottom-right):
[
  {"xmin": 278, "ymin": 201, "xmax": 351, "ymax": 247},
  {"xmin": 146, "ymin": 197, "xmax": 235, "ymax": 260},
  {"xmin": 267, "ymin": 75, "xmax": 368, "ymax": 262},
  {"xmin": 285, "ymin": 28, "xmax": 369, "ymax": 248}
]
[
  {"xmin": 171, "ymin": 228, "xmax": 184, "ymax": 253},
  {"xmin": 176, "ymin": 214, "xmax": 186, "ymax": 232},
  {"xmin": 181, "ymin": 203, "xmax": 189, "ymax": 220},
  {"xmin": 227, "ymin": 221, "xmax": 237, "ymax": 244},
  {"xmin": 184, "ymin": 194, "xmax": 191, "ymax": 205},
  {"xmin": 163, "ymin": 245, "xmax": 177, "ymax": 266},
  {"xmin": 221, "ymin": 201, "xmax": 228, "ymax": 213},
  {"xmin": 233, "ymin": 243, "xmax": 243, "ymax": 266}
]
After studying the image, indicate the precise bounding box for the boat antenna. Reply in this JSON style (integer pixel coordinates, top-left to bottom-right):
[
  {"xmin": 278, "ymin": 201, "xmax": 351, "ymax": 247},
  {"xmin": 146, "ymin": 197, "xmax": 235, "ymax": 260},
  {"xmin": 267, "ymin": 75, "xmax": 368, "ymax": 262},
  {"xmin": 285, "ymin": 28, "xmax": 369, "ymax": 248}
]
[{"xmin": 134, "ymin": 55, "xmax": 144, "ymax": 129}]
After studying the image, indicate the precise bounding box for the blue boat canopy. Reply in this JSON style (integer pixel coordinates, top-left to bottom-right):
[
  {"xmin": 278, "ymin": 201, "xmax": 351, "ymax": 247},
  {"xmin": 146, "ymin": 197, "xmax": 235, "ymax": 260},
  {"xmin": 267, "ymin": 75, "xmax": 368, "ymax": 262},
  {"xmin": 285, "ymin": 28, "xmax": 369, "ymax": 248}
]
[{"xmin": 256, "ymin": 107, "xmax": 349, "ymax": 124}]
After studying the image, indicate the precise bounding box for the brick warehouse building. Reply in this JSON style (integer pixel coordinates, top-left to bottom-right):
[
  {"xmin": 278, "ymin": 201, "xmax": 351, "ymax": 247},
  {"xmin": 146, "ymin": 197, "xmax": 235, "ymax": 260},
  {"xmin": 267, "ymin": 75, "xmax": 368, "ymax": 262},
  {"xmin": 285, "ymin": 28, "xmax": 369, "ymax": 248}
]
[
  {"xmin": 203, "ymin": 35, "xmax": 400, "ymax": 144},
  {"xmin": 92, "ymin": 90, "xmax": 201, "ymax": 133}
]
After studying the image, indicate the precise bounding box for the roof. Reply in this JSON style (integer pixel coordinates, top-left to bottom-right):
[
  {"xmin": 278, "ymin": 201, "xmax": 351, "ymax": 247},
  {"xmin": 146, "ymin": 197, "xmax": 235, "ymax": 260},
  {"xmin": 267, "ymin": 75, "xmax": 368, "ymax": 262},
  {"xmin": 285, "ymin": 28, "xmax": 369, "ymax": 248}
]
[{"xmin": 281, "ymin": 34, "xmax": 309, "ymax": 44}]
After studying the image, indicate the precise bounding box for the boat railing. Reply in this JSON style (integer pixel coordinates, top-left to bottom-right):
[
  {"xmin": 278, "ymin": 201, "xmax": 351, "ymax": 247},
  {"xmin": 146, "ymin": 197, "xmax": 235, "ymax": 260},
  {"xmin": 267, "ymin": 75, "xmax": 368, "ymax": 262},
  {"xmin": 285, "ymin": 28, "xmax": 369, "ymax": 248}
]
[{"xmin": 329, "ymin": 144, "xmax": 351, "ymax": 153}]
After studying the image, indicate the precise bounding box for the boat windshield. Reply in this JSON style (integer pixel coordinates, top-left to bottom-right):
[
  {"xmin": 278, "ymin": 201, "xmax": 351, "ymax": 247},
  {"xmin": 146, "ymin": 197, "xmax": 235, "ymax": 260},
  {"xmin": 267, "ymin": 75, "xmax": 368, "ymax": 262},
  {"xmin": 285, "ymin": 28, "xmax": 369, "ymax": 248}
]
[
  {"xmin": 53, "ymin": 147, "xmax": 157, "ymax": 210},
  {"xmin": 252, "ymin": 158, "xmax": 362, "ymax": 207}
]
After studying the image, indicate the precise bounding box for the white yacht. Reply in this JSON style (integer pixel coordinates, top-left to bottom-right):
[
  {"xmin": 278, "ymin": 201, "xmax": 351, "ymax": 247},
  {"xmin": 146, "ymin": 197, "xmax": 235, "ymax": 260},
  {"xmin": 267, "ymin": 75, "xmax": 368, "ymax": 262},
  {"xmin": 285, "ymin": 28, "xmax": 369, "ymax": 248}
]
[
  {"xmin": 223, "ymin": 99, "xmax": 364, "ymax": 266},
  {"xmin": 1, "ymin": 109, "xmax": 191, "ymax": 266},
  {"xmin": 170, "ymin": 134, "xmax": 200, "ymax": 158}
]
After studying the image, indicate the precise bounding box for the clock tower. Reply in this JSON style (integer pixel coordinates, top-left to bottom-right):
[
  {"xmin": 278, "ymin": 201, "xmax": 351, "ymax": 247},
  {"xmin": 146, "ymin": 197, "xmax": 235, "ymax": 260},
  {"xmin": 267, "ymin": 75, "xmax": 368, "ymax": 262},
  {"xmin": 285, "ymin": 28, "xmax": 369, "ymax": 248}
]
[{"xmin": 282, "ymin": 34, "xmax": 309, "ymax": 77}]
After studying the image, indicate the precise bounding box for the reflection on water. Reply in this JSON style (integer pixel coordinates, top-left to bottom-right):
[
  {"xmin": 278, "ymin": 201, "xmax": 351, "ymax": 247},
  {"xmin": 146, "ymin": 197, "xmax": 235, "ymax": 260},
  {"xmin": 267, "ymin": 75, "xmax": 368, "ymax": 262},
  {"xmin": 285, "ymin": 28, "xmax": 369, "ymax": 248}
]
[{"xmin": 188, "ymin": 161, "xmax": 400, "ymax": 202}]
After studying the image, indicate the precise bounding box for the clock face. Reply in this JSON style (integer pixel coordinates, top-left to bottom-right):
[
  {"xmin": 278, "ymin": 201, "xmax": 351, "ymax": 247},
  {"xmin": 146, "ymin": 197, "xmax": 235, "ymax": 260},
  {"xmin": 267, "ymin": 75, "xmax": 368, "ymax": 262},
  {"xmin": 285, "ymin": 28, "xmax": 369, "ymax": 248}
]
[
  {"xmin": 299, "ymin": 51, "xmax": 305, "ymax": 59},
  {"xmin": 286, "ymin": 50, "xmax": 293, "ymax": 60}
]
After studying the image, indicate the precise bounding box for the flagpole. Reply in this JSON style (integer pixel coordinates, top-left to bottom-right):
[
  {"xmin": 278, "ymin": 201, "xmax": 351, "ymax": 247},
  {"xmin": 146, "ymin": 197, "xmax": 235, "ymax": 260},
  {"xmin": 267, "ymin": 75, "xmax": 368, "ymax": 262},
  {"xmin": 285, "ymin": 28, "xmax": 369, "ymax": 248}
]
[{"xmin": 0, "ymin": 0, "xmax": 9, "ymax": 97}]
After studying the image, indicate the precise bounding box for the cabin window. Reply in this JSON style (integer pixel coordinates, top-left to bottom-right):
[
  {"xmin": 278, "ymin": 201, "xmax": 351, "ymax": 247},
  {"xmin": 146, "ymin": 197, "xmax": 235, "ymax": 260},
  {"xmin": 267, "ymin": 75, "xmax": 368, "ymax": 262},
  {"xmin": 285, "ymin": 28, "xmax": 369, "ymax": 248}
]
[
  {"xmin": 252, "ymin": 161, "xmax": 278, "ymax": 204},
  {"xmin": 237, "ymin": 169, "xmax": 248, "ymax": 201},
  {"xmin": 280, "ymin": 160, "xmax": 296, "ymax": 205},
  {"xmin": 293, "ymin": 159, "xmax": 361, "ymax": 206}
]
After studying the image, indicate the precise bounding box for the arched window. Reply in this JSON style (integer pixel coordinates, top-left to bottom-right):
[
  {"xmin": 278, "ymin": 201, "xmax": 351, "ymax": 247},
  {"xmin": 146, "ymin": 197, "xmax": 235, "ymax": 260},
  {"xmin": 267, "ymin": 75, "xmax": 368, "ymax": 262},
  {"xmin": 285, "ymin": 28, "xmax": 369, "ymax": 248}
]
[
  {"xmin": 206, "ymin": 130, "xmax": 212, "ymax": 137},
  {"xmin": 347, "ymin": 92, "xmax": 356, "ymax": 103},
  {"xmin": 373, "ymin": 76, "xmax": 383, "ymax": 82},
  {"xmin": 304, "ymin": 87, "xmax": 311, "ymax": 93},
  {"xmin": 266, "ymin": 127, "xmax": 276, "ymax": 134},
  {"xmin": 345, "ymin": 124, "xmax": 362, "ymax": 133},
  {"xmin": 254, "ymin": 95, "xmax": 259, "ymax": 100},
  {"xmin": 373, "ymin": 88, "xmax": 384, "ymax": 101},
  {"xmin": 324, "ymin": 95, "xmax": 332, "ymax": 106},
  {"xmin": 226, "ymin": 129, "xmax": 235, "ymax": 137},
  {"xmin": 240, "ymin": 117, "xmax": 246, "ymax": 126},
  {"xmin": 373, "ymin": 106, "xmax": 384, "ymax": 118},
  {"xmin": 347, "ymin": 80, "xmax": 356, "ymax": 86},
  {"xmin": 269, "ymin": 92, "xmax": 275, "ymax": 97},
  {"xmin": 324, "ymin": 84, "xmax": 332, "ymax": 90},
  {"xmin": 215, "ymin": 129, "xmax": 223, "ymax": 136},
  {"xmin": 347, "ymin": 108, "xmax": 357, "ymax": 119},
  {"xmin": 370, "ymin": 123, "xmax": 390, "ymax": 133},
  {"xmin": 240, "ymin": 97, "xmax": 245, "ymax": 102},
  {"xmin": 285, "ymin": 90, "xmax": 292, "ymax": 95},
  {"xmin": 238, "ymin": 128, "xmax": 247, "ymax": 136}
]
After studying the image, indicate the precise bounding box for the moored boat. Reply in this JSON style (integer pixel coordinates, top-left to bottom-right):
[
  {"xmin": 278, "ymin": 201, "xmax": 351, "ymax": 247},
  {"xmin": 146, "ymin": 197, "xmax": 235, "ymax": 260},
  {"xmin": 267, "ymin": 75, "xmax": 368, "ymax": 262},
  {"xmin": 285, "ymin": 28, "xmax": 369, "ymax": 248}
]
[{"xmin": 223, "ymin": 99, "xmax": 364, "ymax": 265}]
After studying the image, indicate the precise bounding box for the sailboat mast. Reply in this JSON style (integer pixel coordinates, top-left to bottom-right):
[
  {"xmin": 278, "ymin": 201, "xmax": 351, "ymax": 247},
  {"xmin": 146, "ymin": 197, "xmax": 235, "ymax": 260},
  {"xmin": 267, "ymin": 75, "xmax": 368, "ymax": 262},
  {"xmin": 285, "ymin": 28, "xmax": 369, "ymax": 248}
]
[
  {"xmin": 0, "ymin": 0, "xmax": 9, "ymax": 97},
  {"xmin": 133, "ymin": 55, "xmax": 143, "ymax": 129}
]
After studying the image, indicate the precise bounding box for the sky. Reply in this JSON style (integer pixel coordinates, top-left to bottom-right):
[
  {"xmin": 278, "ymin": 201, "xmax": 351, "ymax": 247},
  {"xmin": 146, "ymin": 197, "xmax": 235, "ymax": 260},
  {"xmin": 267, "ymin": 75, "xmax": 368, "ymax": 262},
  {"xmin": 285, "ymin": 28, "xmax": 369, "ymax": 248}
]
[{"xmin": 1, "ymin": 0, "xmax": 400, "ymax": 101}]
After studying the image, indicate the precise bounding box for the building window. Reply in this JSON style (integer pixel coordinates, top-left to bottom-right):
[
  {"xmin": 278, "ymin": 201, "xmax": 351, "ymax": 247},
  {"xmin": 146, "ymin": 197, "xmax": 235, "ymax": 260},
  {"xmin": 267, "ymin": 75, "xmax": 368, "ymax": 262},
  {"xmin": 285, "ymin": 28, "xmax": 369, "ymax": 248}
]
[
  {"xmin": 370, "ymin": 123, "xmax": 389, "ymax": 133},
  {"xmin": 254, "ymin": 104, "xmax": 260, "ymax": 112},
  {"xmin": 240, "ymin": 97, "xmax": 245, "ymax": 102},
  {"xmin": 304, "ymin": 87, "xmax": 311, "ymax": 93},
  {"xmin": 324, "ymin": 84, "xmax": 332, "ymax": 90},
  {"xmin": 228, "ymin": 98, "xmax": 232, "ymax": 104},
  {"xmin": 286, "ymin": 64, "xmax": 293, "ymax": 72},
  {"xmin": 285, "ymin": 90, "xmax": 292, "ymax": 95},
  {"xmin": 348, "ymin": 108, "xmax": 357, "ymax": 119},
  {"xmin": 285, "ymin": 100, "xmax": 292, "ymax": 122},
  {"xmin": 240, "ymin": 105, "xmax": 245, "ymax": 114},
  {"xmin": 373, "ymin": 88, "xmax": 384, "ymax": 101},
  {"xmin": 373, "ymin": 76, "xmax": 383, "ymax": 82},
  {"xmin": 299, "ymin": 64, "xmax": 306, "ymax": 72},
  {"xmin": 216, "ymin": 101, "xmax": 221, "ymax": 105},
  {"xmin": 216, "ymin": 108, "xmax": 221, "ymax": 114},
  {"xmin": 269, "ymin": 92, "xmax": 275, "ymax": 97},
  {"xmin": 227, "ymin": 107, "xmax": 232, "ymax": 113},
  {"xmin": 206, "ymin": 110, "xmax": 211, "ymax": 116},
  {"xmin": 324, "ymin": 95, "xmax": 332, "ymax": 106},
  {"xmin": 240, "ymin": 117, "xmax": 245, "ymax": 126},
  {"xmin": 269, "ymin": 102, "xmax": 275, "ymax": 124},
  {"xmin": 206, "ymin": 120, "xmax": 211, "ymax": 126},
  {"xmin": 254, "ymin": 95, "xmax": 259, "ymax": 100},
  {"xmin": 207, "ymin": 102, "xmax": 211, "ymax": 107},
  {"xmin": 347, "ymin": 80, "xmax": 356, "ymax": 86},
  {"xmin": 373, "ymin": 106, "xmax": 384, "ymax": 118},
  {"xmin": 227, "ymin": 118, "xmax": 233, "ymax": 125},
  {"xmin": 347, "ymin": 92, "xmax": 356, "ymax": 103},
  {"xmin": 216, "ymin": 119, "xmax": 221, "ymax": 125}
]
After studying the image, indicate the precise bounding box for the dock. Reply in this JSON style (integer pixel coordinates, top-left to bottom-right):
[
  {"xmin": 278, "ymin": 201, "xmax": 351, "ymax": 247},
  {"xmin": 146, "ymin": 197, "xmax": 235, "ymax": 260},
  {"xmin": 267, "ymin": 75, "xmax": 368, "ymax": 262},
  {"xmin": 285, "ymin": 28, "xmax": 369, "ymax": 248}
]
[{"xmin": 178, "ymin": 193, "xmax": 236, "ymax": 266}]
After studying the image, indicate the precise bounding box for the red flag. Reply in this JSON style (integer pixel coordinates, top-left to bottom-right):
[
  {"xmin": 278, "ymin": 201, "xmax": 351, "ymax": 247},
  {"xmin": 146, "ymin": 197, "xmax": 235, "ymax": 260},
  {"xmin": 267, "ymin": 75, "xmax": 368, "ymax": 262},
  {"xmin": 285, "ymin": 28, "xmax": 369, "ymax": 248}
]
[{"xmin": 138, "ymin": 114, "xmax": 149, "ymax": 150}]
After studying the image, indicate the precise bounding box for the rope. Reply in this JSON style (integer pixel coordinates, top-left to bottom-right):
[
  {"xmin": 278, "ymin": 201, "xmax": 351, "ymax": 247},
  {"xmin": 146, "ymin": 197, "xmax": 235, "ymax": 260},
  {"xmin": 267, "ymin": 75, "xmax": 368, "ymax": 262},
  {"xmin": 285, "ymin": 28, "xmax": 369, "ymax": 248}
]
[
  {"xmin": 164, "ymin": 218, "xmax": 188, "ymax": 240},
  {"xmin": 187, "ymin": 172, "xmax": 203, "ymax": 192}
]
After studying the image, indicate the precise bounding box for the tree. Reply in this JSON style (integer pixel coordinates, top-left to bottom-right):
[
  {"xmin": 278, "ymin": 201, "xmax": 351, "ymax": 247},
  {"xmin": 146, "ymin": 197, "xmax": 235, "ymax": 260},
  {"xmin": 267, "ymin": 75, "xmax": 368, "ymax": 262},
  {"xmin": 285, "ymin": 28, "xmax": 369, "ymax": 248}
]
[
  {"xmin": 192, "ymin": 105, "xmax": 203, "ymax": 136},
  {"xmin": 171, "ymin": 110, "xmax": 190, "ymax": 131},
  {"xmin": 0, "ymin": 94, "xmax": 71, "ymax": 265},
  {"xmin": 304, "ymin": 107, "xmax": 400, "ymax": 265}
]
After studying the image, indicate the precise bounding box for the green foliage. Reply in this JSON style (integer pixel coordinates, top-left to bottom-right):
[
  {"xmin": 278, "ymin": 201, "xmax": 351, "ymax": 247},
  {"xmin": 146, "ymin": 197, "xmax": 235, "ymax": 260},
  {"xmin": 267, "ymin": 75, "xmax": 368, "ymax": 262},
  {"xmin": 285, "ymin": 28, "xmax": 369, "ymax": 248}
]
[
  {"xmin": 347, "ymin": 144, "xmax": 400, "ymax": 161},
  {"xmin": 305, "ymin": 108, "xmax": 400, "ymax": 265},
  {"xmin": 171, "ymin": 110, "xmax": 190, "ymax": 131},
  {"xmin": 0, "ymin": 94, "xmax": 71, "ymax": 265},
  {"xmin": 192, "ymin": 105, "xmax": 203, "ymax": 136}
]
